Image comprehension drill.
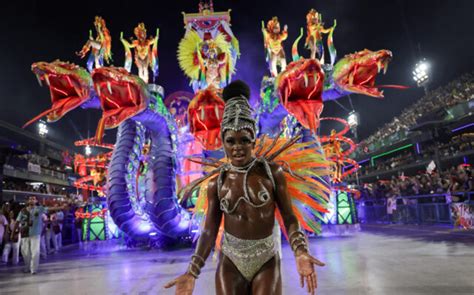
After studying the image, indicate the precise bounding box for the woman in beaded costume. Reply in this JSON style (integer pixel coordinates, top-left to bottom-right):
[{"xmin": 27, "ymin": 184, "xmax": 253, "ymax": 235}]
[{"xmin": 165, "ymin": 80, "xmax": 329, "ymax": 294}]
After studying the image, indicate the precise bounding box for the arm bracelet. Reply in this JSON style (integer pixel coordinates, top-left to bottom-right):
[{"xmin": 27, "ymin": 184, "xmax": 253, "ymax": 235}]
[
  {"xmin": 289, "ymin": 230, "xmax": 309, "ymax": 254},
  {"xmin": 186, "ymin": 254, "xmax": 206, "ymax": 278}
]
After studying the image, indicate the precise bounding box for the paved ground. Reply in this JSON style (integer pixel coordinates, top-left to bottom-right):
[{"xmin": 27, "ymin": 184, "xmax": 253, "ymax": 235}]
[{"xmin": 1, "ymin": 224, "xmax": 474, "ymax": 295}]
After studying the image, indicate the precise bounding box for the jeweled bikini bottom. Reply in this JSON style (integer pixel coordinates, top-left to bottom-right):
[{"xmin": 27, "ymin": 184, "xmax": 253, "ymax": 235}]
[{"xmin": 221, "ymin": 231, "xmax": 276, "ymax": 282}]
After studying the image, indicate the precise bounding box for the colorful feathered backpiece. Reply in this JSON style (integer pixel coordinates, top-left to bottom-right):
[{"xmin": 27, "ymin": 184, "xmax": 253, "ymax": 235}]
[{"xmin": 179, "ymin": 133, "xmax": 332, "ymax": 246}]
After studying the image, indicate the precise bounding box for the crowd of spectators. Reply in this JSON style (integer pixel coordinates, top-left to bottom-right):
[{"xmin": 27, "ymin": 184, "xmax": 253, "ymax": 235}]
[
  {"xmin": 3, "ymin": 179, "xmax": 68, "ymax": 196},
  {"xmin": 359, "ymin": 164, "xmax": 473, "ymax": 201},
  {"xmin": 355, "ymin": 134, "xmax": 474, "ymax": 177},
  {"xmin": 358, "ymin": 72, "xmax": 474, "ymax": 152},
  {"xmin": 0, "ymin": 196, "xmax": 85, "ymax": 272},
  {"xmin": 4, "ymin": 152, "xmax": 67, "ymax": 174}
]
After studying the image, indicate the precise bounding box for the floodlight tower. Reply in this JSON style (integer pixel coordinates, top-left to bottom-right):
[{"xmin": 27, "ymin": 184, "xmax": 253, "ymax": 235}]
[
  {"xmin": 347, "ymin": 111, "xmax": 359, "ymax": 140},
  {"xmin": 38, "ymin": 121, "xmax": 48, "ymax": 138},
  {"xmin": 413, "ymin": 59, "xmax": 430, "ymax": 94}
]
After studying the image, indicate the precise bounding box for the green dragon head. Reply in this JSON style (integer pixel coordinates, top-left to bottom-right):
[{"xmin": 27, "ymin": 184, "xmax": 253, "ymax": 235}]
[
  {"xmin": 332, "ymin": 49, "xmax": 392, "ymax": 97},
  {"xmin": 24, "ymin": 60, "xmax": 92, "ymax": 128}
]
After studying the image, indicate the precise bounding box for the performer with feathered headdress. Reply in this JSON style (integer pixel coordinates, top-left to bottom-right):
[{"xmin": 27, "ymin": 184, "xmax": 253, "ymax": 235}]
[{"xmin": 165, "ymin": 80, "xmax": 331, "ymax": 295}]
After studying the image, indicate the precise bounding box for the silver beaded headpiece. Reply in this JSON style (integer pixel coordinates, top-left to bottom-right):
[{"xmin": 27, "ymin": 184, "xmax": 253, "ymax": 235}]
[{"xmin": 220, "ymin": 95, "xmax": 257, "ymax": 140}]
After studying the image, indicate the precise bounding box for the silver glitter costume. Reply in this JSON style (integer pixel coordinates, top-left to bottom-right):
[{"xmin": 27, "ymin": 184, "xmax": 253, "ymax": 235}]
[
  {"xmin": 217, "ymin": 157, "xmax": 278, "ymax": 281},
  {"xmin": 221, "ymin": 231, "xmax": 277, "ymax": 281}
]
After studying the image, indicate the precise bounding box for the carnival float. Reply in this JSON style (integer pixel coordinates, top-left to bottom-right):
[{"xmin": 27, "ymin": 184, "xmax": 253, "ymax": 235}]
[{"xmin": 23, "ymin": 1, "xmax": 401, "ymax": 244}]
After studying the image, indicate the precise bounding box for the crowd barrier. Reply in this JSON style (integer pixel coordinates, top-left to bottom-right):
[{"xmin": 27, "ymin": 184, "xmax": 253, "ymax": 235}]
[{"xmin": 358, "ymin": 192, "xmax": 474, "ymax": 227}]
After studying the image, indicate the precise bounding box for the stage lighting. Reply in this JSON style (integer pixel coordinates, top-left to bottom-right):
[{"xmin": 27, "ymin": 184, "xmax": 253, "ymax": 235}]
[
  {"xmin": 412, "ymin": 59, "xmax": 430, "ymax": 87},
  {"xmin": 348, "ymin": 111, "xmax": 359, "ymax": 128},
  {"xmin": 38, "ymin": 121, "xmax": 48, "ymax": 137},
  {"xmin": 85, "ymin": 145, "xmax": 92, "ymax": 156}
]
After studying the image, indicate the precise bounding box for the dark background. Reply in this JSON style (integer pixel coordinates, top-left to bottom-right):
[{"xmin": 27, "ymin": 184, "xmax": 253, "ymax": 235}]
[{"xmin": 1, "ymin": 0, "xmax": 473, "ymax": 149}]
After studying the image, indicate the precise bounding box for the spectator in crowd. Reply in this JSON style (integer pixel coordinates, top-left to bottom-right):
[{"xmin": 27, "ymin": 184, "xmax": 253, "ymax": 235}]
[
  {"xmin": 0, "ymin": 206, "xmax": 8, "ymax": 252},
  {"xmin": 16, "ymin": 196, "xmax": 65, "ymax": 274},
  {"xmin": 386, "ymin": 195, "xmax": 397, "ymax": 223},
  {"xmin": 17, "ymin": 206, "xmax": 31, "ymax": 273},
  {"xmin": 2, "ymin": 210, "xmax": 21, "ymax": 265},
  {"xmin": 51, "ymin": 209, "xmax": 64, "ymax": 251},
  {"xmin": 44, "ymin": 213, "xmax": 54, "ymax": 254},
  {"xmin": 75, "ymin": 212, "xmax": 83, "ymax": 245},
  {"xmin": 40, "ymin": 213, "xmax": 48, "ymax": 259}
]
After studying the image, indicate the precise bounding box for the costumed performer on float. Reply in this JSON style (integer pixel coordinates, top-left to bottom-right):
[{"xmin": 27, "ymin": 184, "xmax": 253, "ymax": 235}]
[
  {"xmin": 165, "ymin": 80, "xmax": 326, "ymax": 295},
  {"xmin": 262, "ymin": 17, "xmax": 288, "ymax": 77},
  {"xmin": 120, "ymin": 22, "xmax": 159, "ymax": 84},
  {"xmin": 76, "ymin": 16, "xmax": 112, "ymax": 72}
]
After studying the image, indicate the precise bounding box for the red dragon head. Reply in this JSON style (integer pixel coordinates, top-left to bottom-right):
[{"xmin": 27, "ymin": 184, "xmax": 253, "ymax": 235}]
[
  {"xmin": 332, "ymin": 49, "xmax": 392, "ymax": 97},
  {"xmin": 24, "ymin": 61, "xmax": 92, "ymax": 128},
  {"xmin": 188, "ymin": 86, "xmax": 225, "ymax": 150},
  {"xmin": 92, "ymin": 67, "xmax": 149, "ymax": 141},
  {"xmin": 276, "ymin": 58, "xmax": 325, "ymax": 132}
]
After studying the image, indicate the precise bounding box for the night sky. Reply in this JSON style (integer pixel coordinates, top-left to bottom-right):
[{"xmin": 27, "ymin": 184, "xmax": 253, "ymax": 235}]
[{"xmin": 1, "ymin": 0, "xmax": 473, "ymax": 150}]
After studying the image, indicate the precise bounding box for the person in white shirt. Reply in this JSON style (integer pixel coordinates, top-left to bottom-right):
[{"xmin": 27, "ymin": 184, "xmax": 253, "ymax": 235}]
[
  {"xmin": 386, "ymin": 196, "xmax": 397, "ymax": 224},
  {"xmin": 2, "ymin": 211, "xmax": 20, "ymax": 265},
  {"xmin": 0, "ymin": 209, "xmax": 8, "ymax": 250}
]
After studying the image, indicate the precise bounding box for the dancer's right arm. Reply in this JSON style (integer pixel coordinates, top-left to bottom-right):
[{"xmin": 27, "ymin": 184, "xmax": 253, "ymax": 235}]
[
  {"xmin": 164, "ymin": 177, "xmax": 222, "ymax": 295},
  {"xmin": 189, "ymin": 177, "xmax": 222, "ymax": 266}
]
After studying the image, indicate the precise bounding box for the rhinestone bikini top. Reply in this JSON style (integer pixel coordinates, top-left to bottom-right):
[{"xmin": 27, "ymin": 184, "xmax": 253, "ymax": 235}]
[{"xmin": 217, "ymin": 158, "xmax": 276, "ymax": 215}]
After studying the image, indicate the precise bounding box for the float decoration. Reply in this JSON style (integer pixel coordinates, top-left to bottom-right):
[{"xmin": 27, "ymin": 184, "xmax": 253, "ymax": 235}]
[
  {"xmin": 179, "ymin": 1, "xmax": 239, "ymax": 92},
  {"xmin": 23, "ymin": 61, "xmax": 95, "ymax": 128},
  {"xmin": 120, "ymin": 23, "xmax": 159, "ymax": 83},
  {"xmin": 76, "ymin": 16, "xmax": 113, "ymax": 72},
  {"xmin": 262, "ymin": 17, "xmax": 288, "ymax": 77},
  {"xmin": 305, "ymin": 9, "xmax": 336, "ymax": 64}
]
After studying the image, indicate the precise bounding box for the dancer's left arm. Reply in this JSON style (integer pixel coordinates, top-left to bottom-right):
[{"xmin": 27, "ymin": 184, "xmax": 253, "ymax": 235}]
[{"xmin": 272, "ymin": 164, "xmax": 325, "ymax": 295}]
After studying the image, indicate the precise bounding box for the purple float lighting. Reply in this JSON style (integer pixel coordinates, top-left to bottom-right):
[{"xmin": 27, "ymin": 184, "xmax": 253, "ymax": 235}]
[
  {"xmin": 344, "ymin": 158, "xmax": 369, "ymax": 169},
  {"xmin": 464, "ymin": 157, "xmax": 468, "ymax": 164},
  {"xmin": 177, "ymin": 218, "xmax": 191, "ymax": 231},
  {"xmin": 358, "ymin": 158, "xmax": 370, "ymax": 165},
  {"xmin": 451, "ymin": 123, "xmax": 474, "ymax": 133},
  {"xmin": 416, "ymin": 143, "xmax": 421, "ymax": 154},
  {"xmin": 138, "ymin": 222, "xmax": 152, "ymax": 233}
]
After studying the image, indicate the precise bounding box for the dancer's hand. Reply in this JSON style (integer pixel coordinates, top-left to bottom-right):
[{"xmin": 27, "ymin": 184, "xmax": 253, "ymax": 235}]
[
  {"xmin": 163, "ymin": 273, "xmax": 195, "ymax": 295},
  {"xmin": 296, "ymin": 251, "xmax": 325, "ymax": 295}
]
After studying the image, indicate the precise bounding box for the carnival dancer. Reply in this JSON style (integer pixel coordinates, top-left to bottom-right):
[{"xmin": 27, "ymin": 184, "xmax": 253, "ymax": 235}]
[{"xmin": 165, "ymin": 80, "xmax": 328, "ymax": 294}]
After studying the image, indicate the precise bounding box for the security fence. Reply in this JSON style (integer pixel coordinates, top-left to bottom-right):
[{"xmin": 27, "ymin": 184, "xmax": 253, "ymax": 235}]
[{"xmin": 358, "ymin": 192, "xmax": 473, "ymax": 225}]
